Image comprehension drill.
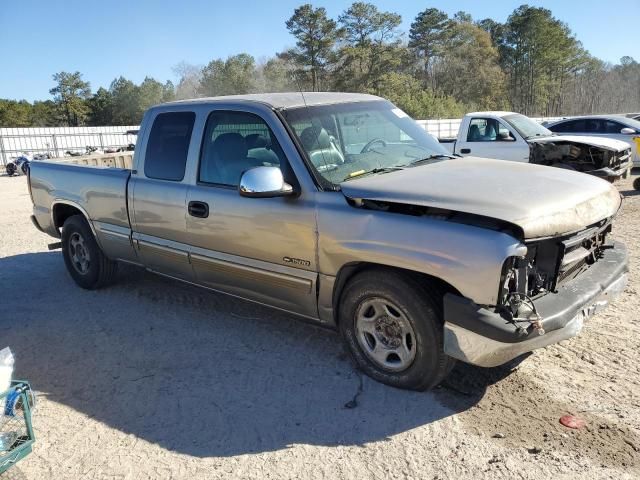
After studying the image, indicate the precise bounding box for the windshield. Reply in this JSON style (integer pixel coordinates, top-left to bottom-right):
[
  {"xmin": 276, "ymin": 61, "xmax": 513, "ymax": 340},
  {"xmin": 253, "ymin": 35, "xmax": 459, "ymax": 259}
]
[
  {"xmin": 282, "ymin": 100, "xmax": 451, "ymax": 185},
  {"xmin": 503, "ymin": 114, "xmax": 552, "ymax": 139}
]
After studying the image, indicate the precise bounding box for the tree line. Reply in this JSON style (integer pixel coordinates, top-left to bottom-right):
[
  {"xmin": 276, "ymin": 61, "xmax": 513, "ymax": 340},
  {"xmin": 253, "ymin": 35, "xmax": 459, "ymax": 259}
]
[{"xmin": 2, "ymin": 3, "xmax": 639, "ymax": 127}]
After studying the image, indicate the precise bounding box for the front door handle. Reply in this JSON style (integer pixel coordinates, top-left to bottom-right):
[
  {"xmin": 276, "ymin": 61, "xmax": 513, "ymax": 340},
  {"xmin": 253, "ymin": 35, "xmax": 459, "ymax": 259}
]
[
  {"xmin": 188, "ymin": 201, "xmax": 209, "ymax": 218},
  {"xmin": 460, "ymin": 148, "xmax": 471, "ymax": 154}
]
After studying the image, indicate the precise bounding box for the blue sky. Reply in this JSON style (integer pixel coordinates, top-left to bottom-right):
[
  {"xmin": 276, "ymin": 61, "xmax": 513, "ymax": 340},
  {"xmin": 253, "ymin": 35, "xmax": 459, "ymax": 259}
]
[{"xmin": 1, "ymin": 0, "xmax": 637, "ymax": 102}]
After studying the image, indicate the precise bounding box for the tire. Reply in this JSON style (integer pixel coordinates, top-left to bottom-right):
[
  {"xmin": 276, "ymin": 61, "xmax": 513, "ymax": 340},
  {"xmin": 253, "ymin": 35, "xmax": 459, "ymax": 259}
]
[
  {"xmin": 338, "ymin": 269, "xmax": 455, "ymax": 390},
  {"xmin": 5, "ymin": 163, "xmax": 16, "ymax": 176},
  {"xmin": 634, "ymin": 177, "xmax": 640, "ymax": 191},
  {"xmin": 61, "ymin": 215, "xmax": 118, "ymax": 289}
]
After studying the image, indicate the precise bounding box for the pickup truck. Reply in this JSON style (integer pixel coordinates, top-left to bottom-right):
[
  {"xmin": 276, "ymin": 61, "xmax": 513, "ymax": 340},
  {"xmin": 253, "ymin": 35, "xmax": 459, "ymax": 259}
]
[
  {"xmin": 440, "ymin": 111, "xmax": 632, "ymax": 180},
  {"xmin": 28, "ymin": 93, "xmax": 628, "ymax": 390}
]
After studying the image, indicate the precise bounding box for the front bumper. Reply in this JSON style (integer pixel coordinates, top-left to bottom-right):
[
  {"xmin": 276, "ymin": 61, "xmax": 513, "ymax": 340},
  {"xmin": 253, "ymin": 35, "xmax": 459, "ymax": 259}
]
[
  {"xmin": 443, "ymin": 242, "xmax": 628, "ymax": 367},
  {"xmin": 589, "ymin": 157, "xmax": 632, "ymax": 179}
]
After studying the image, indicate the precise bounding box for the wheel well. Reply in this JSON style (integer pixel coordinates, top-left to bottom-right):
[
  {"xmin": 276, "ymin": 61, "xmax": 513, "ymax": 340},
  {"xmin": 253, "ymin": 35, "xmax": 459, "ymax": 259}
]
[
  {"xmin": 52, "ymin": 203, "xmax": 84, "ymax": 231},
  {"xmin": 332, "ymin": 263, "xmax": 461, "ymax": 325}
]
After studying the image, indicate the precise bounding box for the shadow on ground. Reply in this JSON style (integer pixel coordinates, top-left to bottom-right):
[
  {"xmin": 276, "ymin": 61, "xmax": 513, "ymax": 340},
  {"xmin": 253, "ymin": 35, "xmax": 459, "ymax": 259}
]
[{"xmin": 0, "ymin": 252, "xmax": 515, "ymax": 457}]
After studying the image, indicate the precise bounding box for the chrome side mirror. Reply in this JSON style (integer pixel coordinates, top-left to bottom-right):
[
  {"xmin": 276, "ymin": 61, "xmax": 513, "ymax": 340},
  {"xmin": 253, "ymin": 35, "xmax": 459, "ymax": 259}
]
[
  {"xmin": 620, "ymin": 127, "xmax": 636, "ymax": 135},
  {"xmin": 239, "ymin": 166, "xmax": 294, "ymax": 198}
]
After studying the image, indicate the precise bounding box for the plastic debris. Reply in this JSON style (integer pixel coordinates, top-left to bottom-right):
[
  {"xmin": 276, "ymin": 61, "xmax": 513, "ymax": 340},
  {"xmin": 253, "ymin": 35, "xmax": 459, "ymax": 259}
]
[{"xmin": 559, "ymin": 415, "xmax": 586, "ymax": 429}]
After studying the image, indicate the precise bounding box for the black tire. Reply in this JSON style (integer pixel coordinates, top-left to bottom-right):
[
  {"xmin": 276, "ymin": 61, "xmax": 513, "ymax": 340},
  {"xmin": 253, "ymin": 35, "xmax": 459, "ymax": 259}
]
[
  {"xmin": 61, "ymin": 215, "xmax": 118, "ymax": 289},
  {"xmin": 338, "ymin": 269, "xmax": 455, "ymax": 390},
  {"xmin": 5, "ymin": 163, "xmax": 16, "ymax": 176},
  {"xmin": 634, "ymin": 176, "xmax": 640, "ymax": 191}
]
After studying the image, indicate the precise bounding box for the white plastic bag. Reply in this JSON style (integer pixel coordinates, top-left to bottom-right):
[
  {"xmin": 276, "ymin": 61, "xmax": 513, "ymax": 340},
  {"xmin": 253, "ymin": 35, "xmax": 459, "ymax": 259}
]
[{"xmin": 0, "ymin": 348, "xmax": 14, "ymax": 395}]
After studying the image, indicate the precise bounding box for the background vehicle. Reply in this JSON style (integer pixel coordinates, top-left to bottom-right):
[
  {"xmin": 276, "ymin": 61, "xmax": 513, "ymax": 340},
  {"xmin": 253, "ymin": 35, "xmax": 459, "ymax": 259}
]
[
  {"xmin": 5, "ymin": 155, "xmax": 30, "ymax": 176},
  {"xmin": 440, "ymin": 111, "xmax": 632, "ymax": 180},
  {"xmin": 545, "ymin": 115, "xmax": 640, "ymax": 167},
  {"xmin": 27, "ymin": 93, "xmax": 628, "ymax": 390}
]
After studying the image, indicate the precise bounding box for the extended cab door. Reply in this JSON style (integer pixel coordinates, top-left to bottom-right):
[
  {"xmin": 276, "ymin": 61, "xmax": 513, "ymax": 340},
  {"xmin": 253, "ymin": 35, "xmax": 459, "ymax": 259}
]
[
  {"xmin": 456, "ymin": 117, "xmax": 530, "ymax": 162},
  {"xmin": 129, "ymin": 109, "xmax": 198, "ymax": 280},
  {"xmin": 184, "ymin": 106, "xmax": 318, "ymax": 318}
]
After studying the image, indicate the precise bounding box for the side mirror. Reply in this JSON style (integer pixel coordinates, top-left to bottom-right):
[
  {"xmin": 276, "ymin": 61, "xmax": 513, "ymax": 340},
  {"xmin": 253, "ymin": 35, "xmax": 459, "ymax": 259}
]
[
  {"xmin": 620, "ymin": 127, "xmax": 636, "ymax": 135},
  {"xmin": 239, "ymin": 166, "xmax": 294, "ymax": 198}
]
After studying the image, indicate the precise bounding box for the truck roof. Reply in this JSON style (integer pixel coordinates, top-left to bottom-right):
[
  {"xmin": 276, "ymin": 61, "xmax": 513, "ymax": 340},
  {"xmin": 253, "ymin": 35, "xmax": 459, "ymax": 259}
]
[
  {"xmin": 166, "ymin": 92, "xmax": 383, "ymax": 110},
  {"xmin": 465, "ymin": 111, "xmax": 518, "ymax": 118}
]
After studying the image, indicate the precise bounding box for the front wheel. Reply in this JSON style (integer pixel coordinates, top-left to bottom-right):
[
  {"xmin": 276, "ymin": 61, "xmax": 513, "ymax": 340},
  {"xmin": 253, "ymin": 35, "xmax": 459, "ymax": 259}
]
[
  {"xmin": 61, "ymin": 215, "xmax": 118, "ymax": 289},
  {"xmin": 338, "ymin": 269, "xmax": 455, "ymax": 390},
  {"xmin": 634, "ymin": 176, "xmax": 640, "ymax": 191}
]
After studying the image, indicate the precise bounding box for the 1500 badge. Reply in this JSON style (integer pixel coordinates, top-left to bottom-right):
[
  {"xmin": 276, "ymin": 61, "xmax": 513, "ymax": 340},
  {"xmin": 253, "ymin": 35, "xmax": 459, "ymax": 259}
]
[{"xmin": 283, "ymin": 256, "xmax": 311, "ymax": 267}]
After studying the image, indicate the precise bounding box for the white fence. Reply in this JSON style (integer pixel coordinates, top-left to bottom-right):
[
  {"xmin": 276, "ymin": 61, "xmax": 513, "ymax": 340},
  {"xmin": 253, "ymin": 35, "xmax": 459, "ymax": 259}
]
[
  {"xmin": 0, "ymin": 126, "xmax": 138, "ymax": 165},
  {"xmin": 0, "ymin": 116, "xmax": 568, "ymax": 165}
]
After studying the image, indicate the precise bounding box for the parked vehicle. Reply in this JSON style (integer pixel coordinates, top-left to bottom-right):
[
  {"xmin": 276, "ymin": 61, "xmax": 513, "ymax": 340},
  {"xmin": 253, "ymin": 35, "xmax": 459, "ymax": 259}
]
[
  {"xmin": 441, "ymin": 111, "xmax": 632, "ymax": 180},
  {"xmin": 5, "ymin": 155, "xmax": 30, "ymax": 176},
  {"xmin": 28, "ymin": 93, "xmax": 628, "ymax": 390},
  {"xmin": 545, "ymin": 115, "xmax": 640, "ymax": 167}
]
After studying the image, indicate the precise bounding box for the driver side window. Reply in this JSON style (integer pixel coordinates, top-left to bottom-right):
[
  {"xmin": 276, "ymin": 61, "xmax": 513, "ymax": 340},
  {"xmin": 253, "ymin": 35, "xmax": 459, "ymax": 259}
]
[
  {"xmin": 467, "ymin": 118, "xmax": 514, "ymax": 142},
  {"xmin": 467, "ymin": 118, "xmax": 500, "ymax": 142},
  {"xmin": 198, "ymin": 111, "xmax": 286, "ymax": 187}
]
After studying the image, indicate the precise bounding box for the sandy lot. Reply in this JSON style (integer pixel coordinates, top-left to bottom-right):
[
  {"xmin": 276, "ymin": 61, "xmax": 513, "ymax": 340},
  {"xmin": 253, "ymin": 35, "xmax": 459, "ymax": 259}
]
[{"xmin": 0, "ymin": 171, "xmax": 638, "ymax": 479}]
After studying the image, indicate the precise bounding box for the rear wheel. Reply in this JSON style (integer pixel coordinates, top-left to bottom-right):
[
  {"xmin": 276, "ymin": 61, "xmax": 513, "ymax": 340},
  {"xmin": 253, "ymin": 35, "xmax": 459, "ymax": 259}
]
[
  {"xmin": 61, "ymin": 215, "xmax": 118, "ymax": 289},
  {"xmin": 634, "ymin": 176, "xmax": 640, "ymax": 191},
  {"xmin": 5, "ymin": 163, "xmax": 16, "ymax": 176},
  {"xmin": 339, "ymin": 269, "xmax": 455, "ymax": 390}
]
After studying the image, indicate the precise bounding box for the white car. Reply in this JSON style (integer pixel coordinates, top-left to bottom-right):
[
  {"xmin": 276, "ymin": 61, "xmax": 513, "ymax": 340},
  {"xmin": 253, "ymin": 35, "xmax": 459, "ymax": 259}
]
[
  {"xmin": 546, "ymin": 115, "xmax": 640, "ymax": 167},
  {"xmin": 439, "ymin": 112, "xmax": 632, "ymax": 181}
]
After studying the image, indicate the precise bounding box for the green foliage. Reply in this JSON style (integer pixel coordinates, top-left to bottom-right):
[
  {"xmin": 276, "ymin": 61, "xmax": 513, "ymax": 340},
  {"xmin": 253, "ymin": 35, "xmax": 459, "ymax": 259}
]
[
  {"xmin": 375, "ymin": 72, "xmax": 466, "ymax": 119},
  {"xmin": 436, "ymin": 22, "xmax": 507, "ymax": 110},
  {"xmin": 500, "ymin": 6, "xmax": 589, "ymax": 115},
  {"xmin": 260, "ymin": 57, "xmax": 298, "ymax": 92},
  {"xmin": 408, "ymin": 8, "xmax": 453, "ymax": 87},
  {"xmin": 284, "ymin": 4, "xmax": 340, "ymax": 90},
  {"xmin": 49, "ymin": 71, "xmax": 91, "ymax": 126},
  {"xmin": 333, "ymin": 2, "xmax": 404, "ymax": 93},
  {"xmin": 0, "ymin": 100, "xmax": 32, "ymax": 127},
  {"xmin": 199, "ymin": 54, "xmax": 256, "ymax": 96}
]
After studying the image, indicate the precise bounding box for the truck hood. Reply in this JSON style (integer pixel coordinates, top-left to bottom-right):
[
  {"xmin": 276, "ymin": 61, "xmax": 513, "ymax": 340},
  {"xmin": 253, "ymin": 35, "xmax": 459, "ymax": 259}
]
[
  {"xmin": 530, "ymin": 135, "xmax": 629, "ymax": 152},
  {"xmin": 340, "ymin": 157, "xmax": 621, "ymax": 239}
]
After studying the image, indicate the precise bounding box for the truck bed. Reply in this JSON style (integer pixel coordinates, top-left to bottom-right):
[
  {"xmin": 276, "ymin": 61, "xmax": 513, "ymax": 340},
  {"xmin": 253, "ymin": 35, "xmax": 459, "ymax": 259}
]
[
  {"xmin": 29, "ymin": 160, "xmax": 132, "ymax": 239},
  {"xmin": 50, "ymin": 152, "xmax": 133, "ymax": 169}
]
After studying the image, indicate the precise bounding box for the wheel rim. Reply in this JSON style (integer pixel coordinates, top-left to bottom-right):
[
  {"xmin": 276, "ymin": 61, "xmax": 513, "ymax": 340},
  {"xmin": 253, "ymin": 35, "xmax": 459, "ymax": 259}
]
[
  {"xmin": 355, "ymin": 297, "xmax": 417, "ymax": 372},
  {"xmin": 68, "ymin": 232, "xmax": 91, "ymax": 275}
]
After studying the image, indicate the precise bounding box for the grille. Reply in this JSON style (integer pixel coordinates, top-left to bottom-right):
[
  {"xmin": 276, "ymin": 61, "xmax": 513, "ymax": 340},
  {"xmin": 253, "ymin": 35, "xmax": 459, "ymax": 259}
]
[{"xmin": 556, "ymin": 220, "xmax": 611, "ymax": 287}]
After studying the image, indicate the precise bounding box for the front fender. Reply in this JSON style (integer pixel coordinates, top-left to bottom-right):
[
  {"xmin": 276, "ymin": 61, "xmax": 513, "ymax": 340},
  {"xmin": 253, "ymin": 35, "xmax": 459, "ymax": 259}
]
[{"xmin": 316, "ymin": 194, "xmax": 525, "ymax": 306}]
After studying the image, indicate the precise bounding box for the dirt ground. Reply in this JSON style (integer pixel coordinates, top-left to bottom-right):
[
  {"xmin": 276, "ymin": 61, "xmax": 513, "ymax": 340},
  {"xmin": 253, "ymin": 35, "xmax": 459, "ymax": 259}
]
[{"xmin": 0, "ymin": 171, "xmax": 638, "ymax": 480}]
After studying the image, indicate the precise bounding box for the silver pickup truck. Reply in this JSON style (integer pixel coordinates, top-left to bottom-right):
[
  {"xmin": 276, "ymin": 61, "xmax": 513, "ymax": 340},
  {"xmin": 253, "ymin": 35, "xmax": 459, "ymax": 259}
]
[{"xmin": 28, "ymin": 93, "xmax": 628, "ymax": 390}]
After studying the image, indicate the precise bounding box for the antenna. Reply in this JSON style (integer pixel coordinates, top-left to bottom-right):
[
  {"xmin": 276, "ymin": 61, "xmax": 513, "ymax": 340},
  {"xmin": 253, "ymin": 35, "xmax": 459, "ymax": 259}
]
[{"xmin": 291, "ymin": 72, "xmax": 332, "ymax": 179}]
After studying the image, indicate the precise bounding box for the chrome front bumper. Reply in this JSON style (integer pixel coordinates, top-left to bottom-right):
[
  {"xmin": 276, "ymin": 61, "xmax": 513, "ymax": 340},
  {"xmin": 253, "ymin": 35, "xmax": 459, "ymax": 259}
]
[{"xmin": 443, "ymin": 242, "xmax": 628, "ymax": 368}]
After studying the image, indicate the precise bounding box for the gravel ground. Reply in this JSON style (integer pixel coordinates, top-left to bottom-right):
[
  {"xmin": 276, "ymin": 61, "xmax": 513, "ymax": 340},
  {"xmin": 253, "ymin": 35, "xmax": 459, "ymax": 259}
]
[{"xmin": 0, "ymin": 171, "xmax": 638, "ymax": 480}]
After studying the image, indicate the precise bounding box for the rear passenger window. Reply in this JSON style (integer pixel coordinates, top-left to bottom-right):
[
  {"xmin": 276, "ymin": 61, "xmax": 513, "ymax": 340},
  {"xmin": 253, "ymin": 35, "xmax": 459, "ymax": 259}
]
[
  {"xmin": 144, "ymin": 112, "xmax": 195, "ymax": 181},
  {"xmin": 550, "ymin": 120, "xmax": 579, "ymax": 133}
]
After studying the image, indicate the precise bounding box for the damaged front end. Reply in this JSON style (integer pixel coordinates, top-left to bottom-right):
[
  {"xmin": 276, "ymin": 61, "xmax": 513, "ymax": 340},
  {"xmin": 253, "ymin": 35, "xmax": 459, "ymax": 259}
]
[
  {"xmin": 496, "ymin": 218, "xmax": 613, "ymax": 335},
  {"xmin": 530, "ymin": 140, "xmax": 631, "ymax": 179},
  {"xmin": 443, "ymin": 218, "xmax": 628, "ymax": 367}
]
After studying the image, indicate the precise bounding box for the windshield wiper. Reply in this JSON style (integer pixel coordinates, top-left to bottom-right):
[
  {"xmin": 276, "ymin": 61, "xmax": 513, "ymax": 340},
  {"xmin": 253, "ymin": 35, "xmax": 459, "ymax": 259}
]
[
  {"xmin": 407, "ymin": 154, "xmax": 455, "ymax": 166},
  {"xmin": 342, "ymin": 167, "xmax": 403, "ymax": 182}
]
